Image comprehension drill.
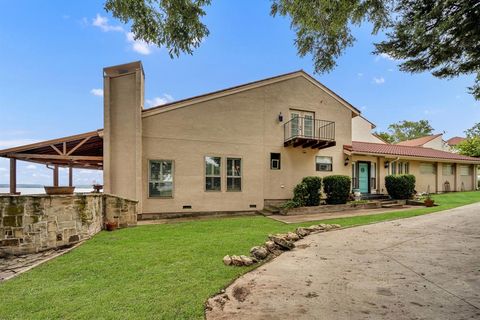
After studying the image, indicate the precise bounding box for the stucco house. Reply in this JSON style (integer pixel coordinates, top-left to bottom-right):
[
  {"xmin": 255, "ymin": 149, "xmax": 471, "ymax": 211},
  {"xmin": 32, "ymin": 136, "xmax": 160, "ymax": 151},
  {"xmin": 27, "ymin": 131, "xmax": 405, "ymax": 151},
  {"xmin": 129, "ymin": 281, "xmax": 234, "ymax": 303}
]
[{"xmin": 1, "ymin": 61, "xmax": 479, "ymax": 216}]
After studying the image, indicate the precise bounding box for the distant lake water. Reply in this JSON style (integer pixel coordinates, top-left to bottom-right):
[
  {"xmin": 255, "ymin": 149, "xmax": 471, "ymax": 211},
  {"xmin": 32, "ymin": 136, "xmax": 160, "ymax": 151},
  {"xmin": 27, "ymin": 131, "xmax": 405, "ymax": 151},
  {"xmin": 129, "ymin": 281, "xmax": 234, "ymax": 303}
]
[{"xmin": 0, "ymin": 188, "xmax": 94, "ymax": 195}]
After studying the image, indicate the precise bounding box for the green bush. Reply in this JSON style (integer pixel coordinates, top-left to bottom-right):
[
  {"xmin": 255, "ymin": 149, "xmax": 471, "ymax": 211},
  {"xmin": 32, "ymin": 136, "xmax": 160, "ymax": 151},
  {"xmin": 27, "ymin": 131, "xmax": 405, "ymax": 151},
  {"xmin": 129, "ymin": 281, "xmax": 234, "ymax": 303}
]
[
  {"xmin": 301, "ymin": 176, "xmax": 323, "ymax": 206},
  {"xmin": 291, "ymin": 182, "xmax": 309, "ymax": 207},
  {"xmin": 323, "ymin": 175, "xmax": 351, "ymax": 204},
  {"xmin": 385, "ymin": 174, "xmax": 416, "ymax": 199}
]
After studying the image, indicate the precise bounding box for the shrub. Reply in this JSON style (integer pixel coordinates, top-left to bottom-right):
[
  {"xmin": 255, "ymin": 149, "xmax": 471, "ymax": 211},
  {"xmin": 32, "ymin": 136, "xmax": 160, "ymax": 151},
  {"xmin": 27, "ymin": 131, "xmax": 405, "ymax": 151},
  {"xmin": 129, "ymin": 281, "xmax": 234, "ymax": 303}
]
[
  {"xmin": 323, "ymin": 175, "xmax": 351, "ymax": 204},
  {"xmin": 301, "ymin": 176, "xmax": 323, "ymax": 206},
  {"xmin": 291, "ymin": 182, "xmax": 309, "ymax": 207},
  {"xmin": 385, "ymin": 174, "xmax": 416, "ymax": 199}
]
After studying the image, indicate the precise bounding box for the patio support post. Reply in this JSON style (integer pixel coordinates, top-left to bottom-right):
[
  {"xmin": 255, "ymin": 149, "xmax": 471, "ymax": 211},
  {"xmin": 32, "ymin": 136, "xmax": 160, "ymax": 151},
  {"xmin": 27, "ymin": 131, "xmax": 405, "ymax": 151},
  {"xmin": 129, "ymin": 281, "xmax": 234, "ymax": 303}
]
[
  {"xmin": 9, "ymin": 158, "xmax": 16, "ymax": 194},
  {"xmin": 68, "ymin": 166, "xmax": 73, "ymax": 187},
  {"xmin": 53, "ymin": 165, "xmax": 59, "ymax": 187}
]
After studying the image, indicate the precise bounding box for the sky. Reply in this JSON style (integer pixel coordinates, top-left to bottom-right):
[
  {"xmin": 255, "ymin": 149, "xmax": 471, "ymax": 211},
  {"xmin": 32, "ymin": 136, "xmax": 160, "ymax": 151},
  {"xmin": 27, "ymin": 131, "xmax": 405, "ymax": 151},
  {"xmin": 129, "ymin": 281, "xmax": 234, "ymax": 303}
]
[{"xmin": 0, "ymin": 1, "xmax": 479, "ymax": 186}]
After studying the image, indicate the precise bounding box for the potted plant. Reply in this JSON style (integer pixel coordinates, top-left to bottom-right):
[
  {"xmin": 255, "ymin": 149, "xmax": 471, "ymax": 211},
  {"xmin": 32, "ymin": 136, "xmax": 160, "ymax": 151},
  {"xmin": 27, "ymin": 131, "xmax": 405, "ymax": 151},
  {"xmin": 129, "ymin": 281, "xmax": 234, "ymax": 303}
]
[
  {"xmin": 424, "ymin": 194, "xmax": 435, "ymax": 207},
  {"xmin": 105, "ymin": 220, "xmax": 118, "ymax": 231}
]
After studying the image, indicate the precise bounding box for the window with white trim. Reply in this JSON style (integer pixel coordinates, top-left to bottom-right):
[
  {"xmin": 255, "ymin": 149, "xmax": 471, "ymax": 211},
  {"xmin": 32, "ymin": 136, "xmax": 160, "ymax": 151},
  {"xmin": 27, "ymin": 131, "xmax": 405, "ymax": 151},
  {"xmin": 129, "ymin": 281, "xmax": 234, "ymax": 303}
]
[
  {"xmin": 227, "ymin": 158, "xmax": 242, "ymax": 191},
  {"xmin": 149, "ymin": 160, "xmax": 173, "ymax": 197},
  {"xmin": 316, "ymin": 156, "xmax": 332, "ymax": 171},
  {"xmin": 205, "ymin": 156, "xmax": 221, "ymax": 191},
  {"xmin": 270, "ymin": 153, "xmax": 281, "ymax": 170}
]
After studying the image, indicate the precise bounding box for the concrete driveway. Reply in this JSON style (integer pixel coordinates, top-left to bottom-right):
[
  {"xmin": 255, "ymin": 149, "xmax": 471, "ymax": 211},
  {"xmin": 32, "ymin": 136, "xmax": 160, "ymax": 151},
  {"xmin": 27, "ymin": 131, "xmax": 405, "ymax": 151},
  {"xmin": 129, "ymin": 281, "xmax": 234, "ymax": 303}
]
[{"xmin": 207, "ymin": 203, "xmax": 480, "ymax": 320}]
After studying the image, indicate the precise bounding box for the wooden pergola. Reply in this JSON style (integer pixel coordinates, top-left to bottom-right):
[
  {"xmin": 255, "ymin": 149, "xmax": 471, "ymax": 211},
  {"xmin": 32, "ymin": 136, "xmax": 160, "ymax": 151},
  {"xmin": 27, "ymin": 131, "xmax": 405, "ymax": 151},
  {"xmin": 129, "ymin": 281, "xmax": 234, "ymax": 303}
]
[{"xmin": 0, "ymin": 130, "xmax": 103, "ymax": 194}]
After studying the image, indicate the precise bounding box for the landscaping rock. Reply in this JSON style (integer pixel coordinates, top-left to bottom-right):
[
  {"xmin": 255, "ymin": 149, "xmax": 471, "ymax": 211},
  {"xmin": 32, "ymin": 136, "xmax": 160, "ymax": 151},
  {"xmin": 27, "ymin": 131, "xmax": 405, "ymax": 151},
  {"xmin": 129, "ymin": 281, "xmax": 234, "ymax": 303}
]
[
  {"xmin": 286, "ymin": 231, "xmax": 300, "ymax": 241},
  {"xmin": 296, "ymin": 227, "xmax": 311, "ymax": 237},
  {"xmin": 250, "ymin": 246, "xmax": 269, "ymax": 260},
  {"xmin": 240, "ymin": 255, "xmax": 254, "ymax": 266},
  {"xmin": 269, "ymin": 234, "xmax": 295, "ymax": 250},
  {"xmin": 230, "ymin": 255, "xmax": 244, "ymax": 266},
  {"xmin": 265, "ymin": 240, "xmax": 280, "ymax": 253},
  {"xmin": 223, "ymin": 255, "xmax": 232, "ymax": 266}
]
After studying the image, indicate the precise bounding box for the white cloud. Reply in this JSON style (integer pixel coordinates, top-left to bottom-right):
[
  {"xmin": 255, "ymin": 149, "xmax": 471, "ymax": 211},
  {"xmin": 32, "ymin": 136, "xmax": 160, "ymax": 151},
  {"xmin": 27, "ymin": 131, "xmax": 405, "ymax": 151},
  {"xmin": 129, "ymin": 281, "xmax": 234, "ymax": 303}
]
[
  {"xmin": 376, "ymin": 53, "xmax": 395, "ymax": 62},
  {"xmin": 126, "ymin": 32, "xmax": 152, "ymax": 55},
  {"xmin": 91, "ymin": 14, "xmax": 154, "ymax": 55},
  {"xmin": 373, "ymin": 77, "xmax": 385, "ymax": 85},
  {"xmin": 26, "ymin": 165, "xmax": 37, "ymax": 170},
  {"xmin": 146, "ymin": 94, "xmax": 175, "ymax": 107},
  {"xmin": 357, "ymin": 73, "xmax": 363, "ymax": 77},
  {"xmin": 92, "ymin": 14, "xmax": 123, "ymax": 32},
  {"xmin": 90, "ymin": 88, "xmax": 103, "ymax": 97},
  {"xmin": 387, "ymin": 68, "xmax": 394, "ymax": 72}
]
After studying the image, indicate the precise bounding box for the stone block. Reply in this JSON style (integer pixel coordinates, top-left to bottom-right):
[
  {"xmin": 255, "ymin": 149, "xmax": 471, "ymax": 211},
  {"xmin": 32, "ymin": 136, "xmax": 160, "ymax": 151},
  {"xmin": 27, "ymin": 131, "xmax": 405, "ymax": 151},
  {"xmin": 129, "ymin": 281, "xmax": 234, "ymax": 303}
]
[{"xmin": 47, "ymin": 221, "xmax": 57, "ymax": 232}]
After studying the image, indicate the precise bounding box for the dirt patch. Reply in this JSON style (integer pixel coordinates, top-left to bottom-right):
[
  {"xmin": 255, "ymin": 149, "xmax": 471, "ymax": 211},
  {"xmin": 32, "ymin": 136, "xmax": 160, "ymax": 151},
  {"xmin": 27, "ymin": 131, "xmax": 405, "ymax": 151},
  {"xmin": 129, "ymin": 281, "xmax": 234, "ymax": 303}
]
[{"xmin": 232, "ymin": 285, "xmax": 250, "ymax": 302}]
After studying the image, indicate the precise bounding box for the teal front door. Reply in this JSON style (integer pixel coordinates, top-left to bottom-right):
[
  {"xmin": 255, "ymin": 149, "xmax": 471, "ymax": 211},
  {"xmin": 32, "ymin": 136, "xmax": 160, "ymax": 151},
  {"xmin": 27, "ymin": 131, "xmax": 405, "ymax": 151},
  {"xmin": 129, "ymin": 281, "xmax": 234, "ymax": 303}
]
[{"xmin": 358, "ymin": 163, "xmax": 369, "ymax": 193}]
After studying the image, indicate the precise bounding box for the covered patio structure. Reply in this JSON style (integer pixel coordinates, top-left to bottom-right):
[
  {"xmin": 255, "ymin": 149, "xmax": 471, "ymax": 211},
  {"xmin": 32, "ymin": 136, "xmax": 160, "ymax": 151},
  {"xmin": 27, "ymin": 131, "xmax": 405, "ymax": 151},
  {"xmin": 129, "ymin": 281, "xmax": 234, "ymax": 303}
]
[{"xmin": 0, "ymin": 130, "xmax": 103, "ymax": 194}]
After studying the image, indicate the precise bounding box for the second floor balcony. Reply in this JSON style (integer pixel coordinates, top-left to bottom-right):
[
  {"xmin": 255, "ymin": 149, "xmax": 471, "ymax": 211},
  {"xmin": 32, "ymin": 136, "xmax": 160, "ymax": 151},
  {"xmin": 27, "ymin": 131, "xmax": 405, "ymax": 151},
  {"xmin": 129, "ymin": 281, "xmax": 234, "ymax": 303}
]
[{"xmin": 284, "ymin": 117, "xmax": 336, "ymax": 149}]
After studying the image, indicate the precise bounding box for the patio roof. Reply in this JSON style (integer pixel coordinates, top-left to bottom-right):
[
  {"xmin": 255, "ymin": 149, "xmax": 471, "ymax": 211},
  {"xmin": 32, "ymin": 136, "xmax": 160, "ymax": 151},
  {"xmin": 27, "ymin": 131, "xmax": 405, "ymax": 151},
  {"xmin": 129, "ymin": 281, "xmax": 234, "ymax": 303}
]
[{"xmin": 0, "ymin": 130, "xmax": 104, "ymax": 170}]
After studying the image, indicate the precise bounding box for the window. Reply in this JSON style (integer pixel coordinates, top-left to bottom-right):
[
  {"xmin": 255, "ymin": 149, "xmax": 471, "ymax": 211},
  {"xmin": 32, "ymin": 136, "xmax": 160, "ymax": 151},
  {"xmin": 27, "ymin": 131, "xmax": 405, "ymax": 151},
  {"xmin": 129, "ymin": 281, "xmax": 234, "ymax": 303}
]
[
  {"xmin": 270, "ymin": 153, "xmax": 281, "ymax": 170},
  {"xmin": 370, "ymin": 162, "xmax": 377, "ymax": 189},
  {"xmin": 420, "ymin": 163, "xmax": 436, "ymax": 174},
  {"xmin": 443, "ymin": 164, "xmax": 454, "ymax": 176},
  {"xmin": 390, "ymin": 162, "xmax": 397, "ymax": 175},
  {"xmin": 460, "ymin": 165, "xmax": 471, "ymax": 176},
  {"xmin": 316, "ymin": 156, "xmax": 332, "ymax": 171},
  {"xmin": 352, "ymin": 162, "xmax": 358, "ymax": 189},
  {"xmin": 149, "ymin": 160, "xmax": 173, "ymax": 197},
  {"xmin": 227, "ymin": 158, "xmax": 242, "ymax": 191},
  {"xmin": 205, "ymin": 156, "xmax": 221, "ymax": 191}
]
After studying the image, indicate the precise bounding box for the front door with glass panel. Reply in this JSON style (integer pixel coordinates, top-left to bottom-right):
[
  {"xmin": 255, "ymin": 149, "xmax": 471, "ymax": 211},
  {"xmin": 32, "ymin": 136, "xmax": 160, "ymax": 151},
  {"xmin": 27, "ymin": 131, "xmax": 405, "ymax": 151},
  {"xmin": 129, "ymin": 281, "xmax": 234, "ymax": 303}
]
[
  {"xmin": 290, "ymin": 110, "xmax": 315, "ymax": 138},
  {"xmin": 358, "ymin": 162, "xmax": 369, "ymax": 193}
]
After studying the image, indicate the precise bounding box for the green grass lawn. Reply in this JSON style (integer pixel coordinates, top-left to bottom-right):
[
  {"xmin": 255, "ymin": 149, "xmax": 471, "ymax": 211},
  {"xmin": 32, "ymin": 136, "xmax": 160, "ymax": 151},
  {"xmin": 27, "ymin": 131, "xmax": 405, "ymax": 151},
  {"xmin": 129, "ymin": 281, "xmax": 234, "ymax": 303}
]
[{"xmin": 1, "ymin": 191, "xmax": 479, "ymax": 319}]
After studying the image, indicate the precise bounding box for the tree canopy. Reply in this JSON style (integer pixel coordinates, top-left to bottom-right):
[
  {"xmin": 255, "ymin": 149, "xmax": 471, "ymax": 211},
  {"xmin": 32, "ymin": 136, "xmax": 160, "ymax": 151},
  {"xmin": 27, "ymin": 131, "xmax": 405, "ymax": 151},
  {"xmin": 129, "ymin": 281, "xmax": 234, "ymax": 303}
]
[
  {"xmin": 104, "ymin": 0, "xmax": 480, "ymax": 99},
  {"xmin": 457, "ymin": 122, "xmax": 480, "ymax": 157},
  {"xmin": 375, "ymin": 120, "xmax": 434, "ymax": 143}
]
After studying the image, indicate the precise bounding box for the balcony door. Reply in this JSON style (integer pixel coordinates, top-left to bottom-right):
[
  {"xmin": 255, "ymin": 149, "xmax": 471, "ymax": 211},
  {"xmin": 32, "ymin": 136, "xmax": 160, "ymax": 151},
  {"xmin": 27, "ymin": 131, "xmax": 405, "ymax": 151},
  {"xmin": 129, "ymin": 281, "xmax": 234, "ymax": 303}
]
[{"xmin": 290, "ymin": 110, "xmax": 315, "ymax": 138}]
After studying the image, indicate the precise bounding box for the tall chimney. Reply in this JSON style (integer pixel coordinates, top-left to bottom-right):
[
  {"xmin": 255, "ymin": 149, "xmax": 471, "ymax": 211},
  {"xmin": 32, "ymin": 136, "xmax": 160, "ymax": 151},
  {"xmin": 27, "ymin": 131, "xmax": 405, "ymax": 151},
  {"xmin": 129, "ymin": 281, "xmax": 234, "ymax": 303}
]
[{"xmin": 103, "ymin": 61, "xmax": 143, "ymax": 209}]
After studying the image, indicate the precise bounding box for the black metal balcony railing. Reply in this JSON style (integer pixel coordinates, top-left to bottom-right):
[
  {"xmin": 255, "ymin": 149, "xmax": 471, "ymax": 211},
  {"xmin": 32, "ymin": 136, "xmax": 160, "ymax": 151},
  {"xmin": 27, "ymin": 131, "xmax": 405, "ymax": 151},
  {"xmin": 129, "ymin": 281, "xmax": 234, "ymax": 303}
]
[{"xmin": 283, "ymin": 117, "xmax": 336, "ymax": 149}]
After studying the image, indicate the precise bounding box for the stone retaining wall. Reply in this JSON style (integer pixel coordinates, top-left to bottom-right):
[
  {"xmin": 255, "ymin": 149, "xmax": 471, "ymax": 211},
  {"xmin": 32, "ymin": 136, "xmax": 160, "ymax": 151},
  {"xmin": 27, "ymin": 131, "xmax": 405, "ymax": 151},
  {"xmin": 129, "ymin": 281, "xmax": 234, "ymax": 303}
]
[{"xmin": 0, "ymin": 193, "xmax": 137, "ymax": 256}]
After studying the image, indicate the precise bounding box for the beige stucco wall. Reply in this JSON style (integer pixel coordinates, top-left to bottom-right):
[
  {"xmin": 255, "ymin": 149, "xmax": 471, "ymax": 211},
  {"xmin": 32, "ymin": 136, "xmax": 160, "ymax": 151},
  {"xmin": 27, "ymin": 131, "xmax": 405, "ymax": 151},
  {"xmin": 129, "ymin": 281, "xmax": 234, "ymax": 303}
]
[
  {"xmin": 423, "ymin": 136, "xmax": 450, "ymax": 151},
  {"xmin": 141, "ymin": 76, "xmax": 353, "ymax": 213},
  {"xmin": 351, "ymin": 116, "xmax": 385, "ymax": 144}
]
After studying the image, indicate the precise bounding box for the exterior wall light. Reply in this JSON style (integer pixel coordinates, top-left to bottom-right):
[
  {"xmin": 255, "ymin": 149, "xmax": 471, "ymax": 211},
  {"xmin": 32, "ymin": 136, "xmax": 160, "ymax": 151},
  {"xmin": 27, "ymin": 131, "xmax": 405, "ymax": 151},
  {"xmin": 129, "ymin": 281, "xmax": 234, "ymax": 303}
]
[
  {"xmin": 344, "ymin": 157, "xmax": 350, "ymax": 166},
  {"xmin": 384, "ymin": 161, "xmax": 390, "ymax": 168},
  {"xmin": 278, "ymin": 112, "xmax": 283, "ymax": 122}
]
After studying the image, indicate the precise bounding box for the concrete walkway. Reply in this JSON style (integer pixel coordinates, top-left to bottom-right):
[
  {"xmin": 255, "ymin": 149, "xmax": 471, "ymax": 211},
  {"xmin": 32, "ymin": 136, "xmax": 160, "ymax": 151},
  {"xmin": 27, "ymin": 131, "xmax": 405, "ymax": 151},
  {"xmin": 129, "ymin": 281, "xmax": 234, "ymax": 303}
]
[
  {"xmin": 207, "ymin": 203, "xmax": 480, "ymax": 320},
  {"xmin": 268, "ymin": 206, "xmax": 414, "ymax": 224}
]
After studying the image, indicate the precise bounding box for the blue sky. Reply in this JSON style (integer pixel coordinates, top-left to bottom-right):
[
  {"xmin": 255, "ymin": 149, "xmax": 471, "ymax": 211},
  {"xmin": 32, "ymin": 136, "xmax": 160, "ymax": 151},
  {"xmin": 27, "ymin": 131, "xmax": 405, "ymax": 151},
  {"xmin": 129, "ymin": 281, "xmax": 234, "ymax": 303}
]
[{"xmin": 0, "ymin": 1, "xmax": 479, "ymax": 185}]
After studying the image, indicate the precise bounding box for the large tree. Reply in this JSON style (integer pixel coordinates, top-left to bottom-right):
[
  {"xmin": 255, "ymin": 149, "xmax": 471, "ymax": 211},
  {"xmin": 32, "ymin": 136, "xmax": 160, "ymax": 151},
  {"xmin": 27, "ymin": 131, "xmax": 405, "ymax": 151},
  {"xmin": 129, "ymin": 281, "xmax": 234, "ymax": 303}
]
[
  {"xmin": 104, "ymin": 0, "xmax": 480, "ymax": 99},
  {"xmin": 374, "ymin": 120, "xmax": 434, "ymax": 143},
  {"xmin": 457, "ymin": 122, "xmax": 480, "ymax": 157}
]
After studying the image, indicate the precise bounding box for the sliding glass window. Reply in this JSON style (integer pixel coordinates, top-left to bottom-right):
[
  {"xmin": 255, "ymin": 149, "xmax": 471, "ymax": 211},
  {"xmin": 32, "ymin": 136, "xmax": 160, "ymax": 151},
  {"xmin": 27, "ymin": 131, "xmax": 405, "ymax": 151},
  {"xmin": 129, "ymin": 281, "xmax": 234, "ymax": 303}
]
[
  {"xmin": 205, "ymin": 156, "xmax": 221, "ymax": 191},
  {"xmin": 227, "ymin": 158, "xmax": 242, "ymax": 192},
  {"xmin": 149, "ymin": 160, "xmax": 173, "ymax": 197}
]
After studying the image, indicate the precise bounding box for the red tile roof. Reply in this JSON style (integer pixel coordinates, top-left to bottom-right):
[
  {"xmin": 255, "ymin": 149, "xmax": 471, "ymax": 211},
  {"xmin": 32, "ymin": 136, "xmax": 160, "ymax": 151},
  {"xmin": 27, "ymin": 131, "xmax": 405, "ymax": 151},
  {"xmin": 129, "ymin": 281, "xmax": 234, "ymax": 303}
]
[
  {"xmin": 446, "ymin": 136, "xmax": 466, "ymax": 146},
  {"xmin": 344, "ymin": 141, "xmax": 480, "ymax": 163},
  {"xmin": 396, "ymin": 134, "xmax": 442, "ymax": 146}
]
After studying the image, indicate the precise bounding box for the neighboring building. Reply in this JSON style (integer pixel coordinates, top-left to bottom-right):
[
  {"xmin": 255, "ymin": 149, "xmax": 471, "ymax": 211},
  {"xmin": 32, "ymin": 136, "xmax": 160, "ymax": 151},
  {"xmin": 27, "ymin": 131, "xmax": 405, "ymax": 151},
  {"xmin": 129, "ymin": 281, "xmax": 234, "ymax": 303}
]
[
  {"xmin": 446, "ymin": 136, "xmax": 466, "ymax": 152},
  {"xmin": 351, "ymin": 116, "xmax": 387, "ymax": 144},
  {"xmin": 0, "ymin": 61, "xmax": 479, "ymax": 216},
  {"xmin": 396, "ymin": 134, "xmax": 451, "ymax": 151}
]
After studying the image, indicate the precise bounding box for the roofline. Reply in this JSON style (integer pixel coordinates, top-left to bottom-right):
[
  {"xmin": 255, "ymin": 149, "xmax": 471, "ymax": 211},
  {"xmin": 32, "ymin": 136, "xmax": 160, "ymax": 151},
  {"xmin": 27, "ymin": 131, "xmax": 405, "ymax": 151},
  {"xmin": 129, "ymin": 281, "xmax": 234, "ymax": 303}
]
[
  {"xmin": 396, "ymin": 133, "xmax": 443, "ymax": 146},
  {"xmin": 344, "ymin": 142, "xmax": 480, "ymax": 163},
  {"xmin": 372, "ymin": 133, "xmax": 390, "ymax": 144},
  {"xmin": 0, "ymin": 130, "xmax": 103, "ymax": 156},
  {"xmin": 142, "ymin": 70, "xmax": 361, "ymax": 118},
  {"xmin": 358, "ymin": 114, "xmax": 376, "ymax": 129}
]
